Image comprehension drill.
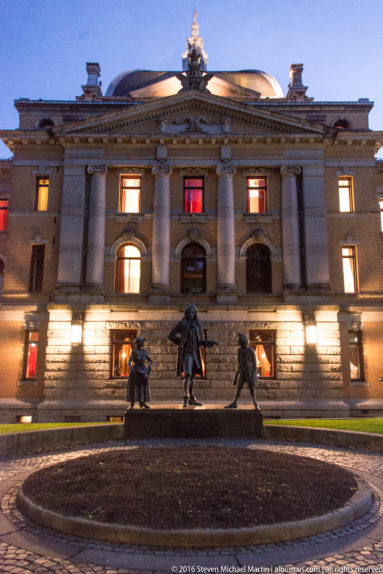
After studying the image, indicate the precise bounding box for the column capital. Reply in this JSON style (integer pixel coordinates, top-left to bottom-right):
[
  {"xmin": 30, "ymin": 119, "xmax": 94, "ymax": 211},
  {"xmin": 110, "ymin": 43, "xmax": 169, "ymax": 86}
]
[
  {"xmin": 87, "ymin": 164, "xmax": 107, "ymax": 176},
  {"xmin": 280, "ymin": 166, "xmax": 301, "ymax": 177},
  {"xmin": 216, "ymin": 164, "xmax": 236, "ymax": 176},
  {"xmin": 152, "ymin": 164, "xmax": 172, "ymax": 176}
]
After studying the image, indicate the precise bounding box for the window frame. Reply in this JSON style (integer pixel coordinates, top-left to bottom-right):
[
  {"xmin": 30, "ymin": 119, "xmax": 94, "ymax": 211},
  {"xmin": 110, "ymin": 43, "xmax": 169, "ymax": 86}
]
[
  {"xmin": 23, "ymin": 330, "xmax": 39, "ymax": 380},
  {"xmin": 119, "ymin": 175, "xmax": 141, "ymax": 213},
  {"xmin": 247, "ymin": 176, "xmax": 268, "ymax": 214},
  {"xmin": 348, "ymin": 330, "xmax": 365, "ymax": 382},
  {"xmin": 249, "ymin": 330, "xmax": 276, "ymax": 379},
  {"xmin": 111, "ymin": 329, "xmax": 137, "ymax": 378},
  {"xmin": 29, "ymin": 245, "xmax": 45, "ymax": 293},
  {"xmin": 341, "ymin": 245, "xmax": 358, "ymax": 294},
  {"xmin": 180, "ymin": 242, "xmax": 206, "ymax": 294},
  {"xmin": 0, "ymin": 198, "xmax": 8, "ymax": 231},
  {"xmin": 338, "ymin": 176, "xmax": 354, "ymax": 213},
  {"xmin": 35, "ymin": 177, "xmax": 49, "ymax": 211},
  {"xmin": 183, "ymin": 176, "xmax": 204, "ymax": 214},
  {"xmin": 115, "ymin": 243, "xmax": 141, "ymax": 294}
]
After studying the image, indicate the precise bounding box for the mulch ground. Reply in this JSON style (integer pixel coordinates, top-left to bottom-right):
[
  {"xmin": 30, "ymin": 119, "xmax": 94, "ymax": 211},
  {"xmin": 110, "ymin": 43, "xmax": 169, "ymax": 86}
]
[{"xmin": 21, "ymin": 446, "xmax": 357, "ymax": 529}]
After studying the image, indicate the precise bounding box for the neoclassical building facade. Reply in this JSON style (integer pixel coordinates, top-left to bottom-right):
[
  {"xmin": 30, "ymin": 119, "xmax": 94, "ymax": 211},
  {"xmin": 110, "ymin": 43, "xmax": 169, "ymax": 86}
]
[{"xmin": 0, "ymin": 15, "xmax": 383, "ymax": 422}]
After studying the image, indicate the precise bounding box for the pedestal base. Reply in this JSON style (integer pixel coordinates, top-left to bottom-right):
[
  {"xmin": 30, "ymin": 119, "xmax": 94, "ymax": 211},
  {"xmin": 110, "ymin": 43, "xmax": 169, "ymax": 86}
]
[{"xmin": 124, "ymin": 408, "xmax": 263, "ymax": 439}]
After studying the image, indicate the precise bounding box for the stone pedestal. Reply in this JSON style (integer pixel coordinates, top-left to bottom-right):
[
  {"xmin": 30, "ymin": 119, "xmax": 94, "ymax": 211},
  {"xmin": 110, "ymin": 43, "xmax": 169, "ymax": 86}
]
[{"xmin": 124, "ymin": 408, "xmax": 263, "ymax": 439}]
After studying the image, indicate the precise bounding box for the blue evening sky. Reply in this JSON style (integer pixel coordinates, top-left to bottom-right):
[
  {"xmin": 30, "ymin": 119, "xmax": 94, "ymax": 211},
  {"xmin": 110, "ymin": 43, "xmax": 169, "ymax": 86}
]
[{"xmin": 1, "ymin": 0, "xmax": 382, "ymax": 157}]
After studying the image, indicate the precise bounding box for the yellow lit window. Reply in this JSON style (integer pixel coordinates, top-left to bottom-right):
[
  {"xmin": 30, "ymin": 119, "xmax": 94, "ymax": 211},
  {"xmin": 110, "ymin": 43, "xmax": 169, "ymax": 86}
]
[
  {"xmin": 112, "ymin": 329, "xmax": 137, "ymax": 377},
  {"xmin": 342, "ymin": 246, "xmax": 358, "ymax": 293},
  {"xmin": 338, "ymin": 176, "xmax": 354, "ymax": 212},
  {"xmin": 35, "ymin": 177, "xmax": 49, "ymax": 211},
  {"xmin": 119, "ymin": 176, "xmax": 140, "ymax": 213},
  {"xmin": 247, "ymin": 177, "xmax": 267, "ymax": 213},
  {"xmin": 116, "ymin": 244, "xmax": 141, "ymax": 293},
  {"xmin": 379, "ymin": 199, "xmax": 383, "ymax": 232}
]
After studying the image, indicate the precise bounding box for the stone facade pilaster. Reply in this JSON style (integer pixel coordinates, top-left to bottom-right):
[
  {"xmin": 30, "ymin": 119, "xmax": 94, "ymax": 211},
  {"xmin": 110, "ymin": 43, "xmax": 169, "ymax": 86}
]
[
  {"xmin": 57, "ymin": 165, "xmax": 86, "ymax": 289},
  {"xmin": 302, "ymin": 166, "xmax": 330, "ymax": 289},
  {"xmin": 152, "ymin": 165, "xmax": 172, "ymax": 289},
  {"xmin": 86, "ymin": 165, "xmax": 107, "ymax": 290},
  {"xmin": 281, "ymin": 166, "xmax": 301, "ymax": 290},
  {"xmin": 216, "ymin": 165, "xmax": 236, "ymax": 291}
]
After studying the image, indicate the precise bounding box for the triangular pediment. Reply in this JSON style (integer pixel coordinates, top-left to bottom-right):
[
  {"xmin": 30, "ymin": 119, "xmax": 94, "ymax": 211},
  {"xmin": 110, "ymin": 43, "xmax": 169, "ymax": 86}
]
[{"xmin": 55, "ymin": 91, "xmax": 328, "ymax": 138}]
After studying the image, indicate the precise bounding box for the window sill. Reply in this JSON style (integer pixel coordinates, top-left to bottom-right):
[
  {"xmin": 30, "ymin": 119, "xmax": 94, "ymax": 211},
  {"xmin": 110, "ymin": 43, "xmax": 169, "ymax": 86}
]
[
  {"xmin": 350, "ymin": 380, "xmax": 370, "ymax": 387},
  {"xmin": 17, "ymin": 380, "xmax": 38, "ymax": 387},
  {"xmin": 243, "ymin": 213, "xmax": 273, "ymax": 223},
  {"xmin": 114, "ymin": 213, "xmax": 144, "ymax": 223},
  {"xmin": 178, "ymin": 213, "xmax": 208, "ymax": 223}
]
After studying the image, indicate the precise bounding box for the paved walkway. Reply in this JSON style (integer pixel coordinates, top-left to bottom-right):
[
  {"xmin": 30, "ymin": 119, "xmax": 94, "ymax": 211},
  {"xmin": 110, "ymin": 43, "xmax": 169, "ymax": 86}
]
[{"xmin": 1, "ymin": 438, "xmax": 383, "ymax": 573}]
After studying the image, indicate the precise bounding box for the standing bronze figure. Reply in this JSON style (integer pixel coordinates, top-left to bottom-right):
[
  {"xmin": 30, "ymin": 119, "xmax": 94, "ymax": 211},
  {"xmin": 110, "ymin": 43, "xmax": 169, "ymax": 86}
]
[
  {"xmin": 225, "ymin": 333, "xmax": 260, "ymax": 409},
  {"xmin": 127, "ymin": 337, "xmax": 152, "ymax": 409},
  {"xmin": 168, "ymin": 304, "xmax": 218, "ymax": 407}
]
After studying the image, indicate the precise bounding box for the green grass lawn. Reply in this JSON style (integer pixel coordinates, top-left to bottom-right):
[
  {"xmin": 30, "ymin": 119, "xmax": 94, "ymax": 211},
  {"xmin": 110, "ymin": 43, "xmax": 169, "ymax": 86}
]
[
  {"xmin": 264, "ymin": 418, "xmax": 383, "ymax": 435},
  {"xmin": 0, "ymin": 422, "xmax": 118, "ymax": 434}
]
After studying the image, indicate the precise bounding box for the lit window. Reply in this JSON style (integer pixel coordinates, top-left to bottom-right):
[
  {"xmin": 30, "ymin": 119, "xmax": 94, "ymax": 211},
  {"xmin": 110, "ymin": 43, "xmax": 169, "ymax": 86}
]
[
  {"xmin": 246, "ymin": 244, "xmax": 272, "ymax": 293},
  {"xmin": 184, "ymin": 178, "xmax": 204, "ymax": 213},
  {"xmin": 349, "ymin": 331, "xmax": 364, "ymax": 381},
  {"xmin": 247, "ymin": 177, "xmax": 267, "ymax": 213},
  {"xmin": 249, "ymin": 330, "xmax": 275, "ymax": 379},
  {"xmin": 35, "ymin": 178, "xmax": 49, "ymax": 211},
  {"xmin": 112, "ymin": 330, "xmax": 137, "ymax": 377},
  {"xmin": 119, "ymin": 176, "xmax": 140, "ymax": 213},
  {"xmin": 115, "ymin": 244, "xmax": 141, "ymax": 293},
  {"xmin": 181, "ymin": 243, "xmax": 206, "ymax": 293},
  {"xmin": 342, "ymin": 246, "xmax": 358, "ymax": 293},
  {"xmin": 338, "ymin": 176, "xmax": 354, "ymax": 212},
  {"xmin": 24, "ymin": 331, "xmax": 39, "ymax": 379},
  {"xmin": 29, "ymin": 245, "xmax": 45, "ymax": 292},
  {"xmin": 0, "ymin": 199, "xmax": 8, "ymax": 231},
  {"xmin": 379, "ymin": 199, "xmax": 383, "ymax": 232}
]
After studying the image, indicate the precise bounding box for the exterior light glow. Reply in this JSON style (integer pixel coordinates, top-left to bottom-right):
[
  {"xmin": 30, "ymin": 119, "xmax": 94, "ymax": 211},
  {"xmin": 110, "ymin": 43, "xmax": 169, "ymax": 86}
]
[
  {"xmin": 71, "ymin": 323, "xmax": 82, "ymax": 345},
  {"xmin": 306, "ymin": 324, "xmax": 318, "ymax": 345}
]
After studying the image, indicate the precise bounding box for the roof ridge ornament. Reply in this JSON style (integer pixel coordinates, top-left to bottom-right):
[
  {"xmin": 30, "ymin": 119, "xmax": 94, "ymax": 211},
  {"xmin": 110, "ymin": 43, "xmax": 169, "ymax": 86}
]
[
  {"xmin": 182, "ymin": 10, "xmax": 208, "ymax": 72},
  {"xmin": 176, "ymin": 46, "xmax": 213, "ymax": 92}
]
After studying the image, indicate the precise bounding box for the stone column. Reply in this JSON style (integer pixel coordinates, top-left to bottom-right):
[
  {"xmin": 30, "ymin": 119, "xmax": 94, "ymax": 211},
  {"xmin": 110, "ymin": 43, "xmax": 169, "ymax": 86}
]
[
  {"xmin": 57, "ymin": 165, "xmax": 86, "ymax": 289},
  {"xmin": 281, "ymin": 166, "xmax": 301, "ymax": 289},
  {"xmin": 152, "ymin": 165, "xmax": 172, "ymax": 289},
  {"xmin": 86, "ymin": 165, "xmax": 107, "ymax": 289},
  {"xmin": 216, "ymin": 165, "xmax": 236, "ymax": 291},
  {"xmin": 302, "ymin": 166, "xmax": 330, "ymax": 289}
]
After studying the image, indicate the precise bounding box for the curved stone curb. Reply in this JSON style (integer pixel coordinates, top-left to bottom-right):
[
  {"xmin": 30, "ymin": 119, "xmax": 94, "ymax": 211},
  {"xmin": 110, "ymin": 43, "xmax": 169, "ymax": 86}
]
[{"xmin": 16, "ymin": 475, "xmax": 372, "ymax": 548}]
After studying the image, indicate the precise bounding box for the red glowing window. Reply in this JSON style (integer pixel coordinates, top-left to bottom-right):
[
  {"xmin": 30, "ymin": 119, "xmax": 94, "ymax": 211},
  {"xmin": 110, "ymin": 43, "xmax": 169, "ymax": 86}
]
[
  {"xmin": 24, "ymin": 331, "xmax": 39, "ymax": 379},
  {"xmin": 0, "ymin": 199, "xmax": 8, "ymax": 231},
  {"xmin": 184, "ymin": 178, "xmax": 203, "ymax": 213}
]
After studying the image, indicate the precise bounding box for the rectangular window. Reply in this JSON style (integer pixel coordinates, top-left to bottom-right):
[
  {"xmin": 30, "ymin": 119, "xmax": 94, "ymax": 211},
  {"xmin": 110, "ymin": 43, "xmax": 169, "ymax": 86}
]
[
  {"xmin": 29, "ymin": 245, "xmax": 45, "ymax": 292},
  {"xmin": 0, "ymin": 199, "xmax": 8, "ymax": 231},
  {"xmin": 184, "ymin": 177, "xmax": 204, "ymax": 213},
  {"xmin": 247, "ymin": 177, "xmax": 267, "ymax": 213},
  {"xmin": 338, "ymin": 176, "xmax": 354, "ymax": 212},
  {"xmin": 112, "ymin": 329, "xmax": 137, "ymax": 377},
  {"xmin": 249, "ymin": 330, "xmax": 275, "ymax": 378},
  {"xmin": 24, "ymin": 331, "xmax": 39, "ymax": 379},
  {"xmin": 349, "ymin": 331, "xmax": 364, "ymax": 381},
  {"xmin": 379, "ymin": 199, "xmax": 383, "ymax": 232},
  {"xmin": 35, "ymin": 177, "xmax": 49, "ymax": 211},
  {"xmin": 119, "ymin": 176, "xmax": 140, "ymax": 213},
  {"xmin": 342, "ymin": 246, "xmax": 358, "ymax": 293}
]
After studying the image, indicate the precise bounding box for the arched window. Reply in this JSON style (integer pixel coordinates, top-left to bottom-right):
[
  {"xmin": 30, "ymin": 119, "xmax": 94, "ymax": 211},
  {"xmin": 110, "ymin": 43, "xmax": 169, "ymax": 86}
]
[
  {"xmin": 115, "ymin": 244, "xmax": 141, "ymax": 293},
  {"xmin": 38, "ymin": 118, "xmax": 55, "ymax": 128},
  {"xmin": 333, "ymin": 119, "xmax": 350, "ymax": 130},
  {"xmin": 181, "ymin": 243, "xmax": 206, "ymax": 293},
  {"xmin": 246, "ymin": 244, "xmax": 272, "ymax": 293}
]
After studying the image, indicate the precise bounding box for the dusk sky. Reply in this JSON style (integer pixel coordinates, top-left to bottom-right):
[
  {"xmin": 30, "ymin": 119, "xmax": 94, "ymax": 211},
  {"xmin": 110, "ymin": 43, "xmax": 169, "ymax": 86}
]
[{"xmin": 1, "ymin": 0, "xmax": 382, "ymax": 157}]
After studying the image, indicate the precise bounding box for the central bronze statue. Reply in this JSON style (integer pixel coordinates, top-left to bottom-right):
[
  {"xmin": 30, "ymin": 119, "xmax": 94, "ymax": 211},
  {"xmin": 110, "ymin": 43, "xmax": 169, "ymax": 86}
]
[{"xmin": 168, "ymin": 304, "xmax": 218, "ymax": 407}]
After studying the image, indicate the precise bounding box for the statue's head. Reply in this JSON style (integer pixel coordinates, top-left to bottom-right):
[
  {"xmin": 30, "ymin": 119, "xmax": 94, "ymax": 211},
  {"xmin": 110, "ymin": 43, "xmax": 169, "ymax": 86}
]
[
  {"xmin": 135, "ymin": 336, "xmax": 146, "ymax": 348},
  {"xmin": 238, "ymin": 333, "xmax": 248, "ymax": 346},
  {"xmin": 185, "ymin": 304, "xmax": 198, "ymax": 320}
]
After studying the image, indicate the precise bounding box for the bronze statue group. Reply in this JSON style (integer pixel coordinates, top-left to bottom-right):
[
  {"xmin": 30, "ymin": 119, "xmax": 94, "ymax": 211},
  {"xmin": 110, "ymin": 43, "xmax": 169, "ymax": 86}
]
[{"xmin": 127, "ymin": 304, "xmax": 260, "ymax": 410}]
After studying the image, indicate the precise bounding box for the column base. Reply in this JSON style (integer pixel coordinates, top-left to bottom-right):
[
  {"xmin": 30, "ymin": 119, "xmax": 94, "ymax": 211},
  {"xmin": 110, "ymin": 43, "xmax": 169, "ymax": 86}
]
[{"xmin": 149, "ymin": 285, "xmax": 171, "ymax": 304}]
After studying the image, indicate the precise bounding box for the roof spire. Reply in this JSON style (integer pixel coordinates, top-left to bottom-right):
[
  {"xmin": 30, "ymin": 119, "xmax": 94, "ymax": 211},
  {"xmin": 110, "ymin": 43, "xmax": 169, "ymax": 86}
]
[{"xmin": 182, "ymin": 10, "xmax": 208, "ymax": 71}]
